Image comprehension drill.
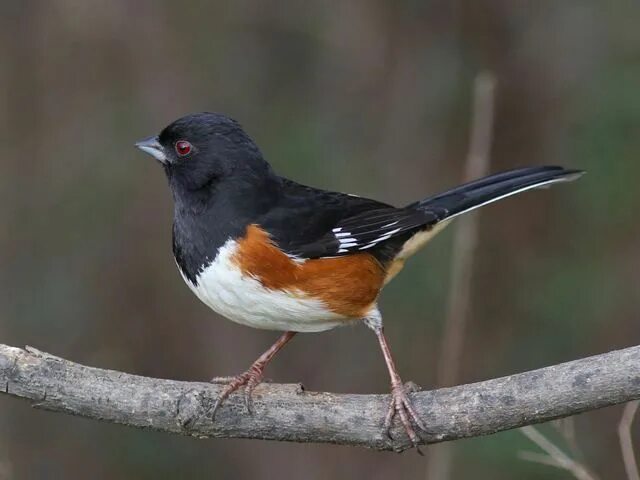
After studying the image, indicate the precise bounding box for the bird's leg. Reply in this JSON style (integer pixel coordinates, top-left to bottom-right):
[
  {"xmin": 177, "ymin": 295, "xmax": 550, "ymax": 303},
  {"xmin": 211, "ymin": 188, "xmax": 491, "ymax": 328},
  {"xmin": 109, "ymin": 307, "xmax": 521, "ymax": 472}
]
[
  {"xmin": 366, "ymin": 315, "xmax": 426, "ymax": 449},
  {"xmin": 210, "ymin": 331, "xmax": 296, "ymax": 418}
]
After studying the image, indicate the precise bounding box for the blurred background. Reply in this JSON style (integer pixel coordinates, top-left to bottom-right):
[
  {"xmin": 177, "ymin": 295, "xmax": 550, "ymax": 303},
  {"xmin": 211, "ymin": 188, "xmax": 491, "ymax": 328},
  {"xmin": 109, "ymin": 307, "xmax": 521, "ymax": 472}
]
[{"xmin": 1, "ymin": 1, "xmax": 639, "ymax": 478}]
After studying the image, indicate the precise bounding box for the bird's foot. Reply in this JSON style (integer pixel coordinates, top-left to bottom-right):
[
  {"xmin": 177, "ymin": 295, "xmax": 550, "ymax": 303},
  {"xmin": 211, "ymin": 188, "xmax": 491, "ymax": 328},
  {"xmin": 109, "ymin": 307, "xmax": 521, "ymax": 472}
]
[
  {"xmin": 210, "ymin": 364, "xmax": 264, "ymax": 418},
  {"xmin": 384, "ymin": 381, "xmax": 427, "ymax": 452}
]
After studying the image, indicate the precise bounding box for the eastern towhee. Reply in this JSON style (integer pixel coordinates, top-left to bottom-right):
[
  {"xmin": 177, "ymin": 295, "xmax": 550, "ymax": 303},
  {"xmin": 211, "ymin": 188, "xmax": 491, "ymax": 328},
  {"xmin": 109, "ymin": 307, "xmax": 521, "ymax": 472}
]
[{"xmin": 135, "ymin": 112, "xmax": 583, "ymax": 448}]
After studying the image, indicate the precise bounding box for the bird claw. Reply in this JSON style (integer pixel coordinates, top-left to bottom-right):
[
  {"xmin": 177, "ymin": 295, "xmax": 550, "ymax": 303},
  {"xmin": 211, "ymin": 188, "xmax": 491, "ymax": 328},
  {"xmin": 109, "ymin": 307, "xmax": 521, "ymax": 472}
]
[
  {"xmin": 243, "ymin": 373, "xmax": 263, "ymax": 415},
  {"xmin": 210, "ymin": 367, "xmax": 264, "ymax": 419},
  {"xmin": 384, "ymin": 382, "xmax": 427, "ymax": 451}
]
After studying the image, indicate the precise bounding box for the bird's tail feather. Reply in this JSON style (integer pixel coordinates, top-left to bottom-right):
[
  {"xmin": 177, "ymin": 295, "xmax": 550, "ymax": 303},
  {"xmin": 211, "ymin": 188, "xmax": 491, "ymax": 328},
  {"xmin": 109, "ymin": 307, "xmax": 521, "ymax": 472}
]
[{"xmin": 409, "ymin": 166, "xmax": 584, "ymax": 220}]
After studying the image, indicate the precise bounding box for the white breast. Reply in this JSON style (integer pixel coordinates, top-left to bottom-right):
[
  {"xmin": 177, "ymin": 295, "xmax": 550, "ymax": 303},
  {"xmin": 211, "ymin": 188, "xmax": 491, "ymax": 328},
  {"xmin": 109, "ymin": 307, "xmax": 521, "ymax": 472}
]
[{"xmin": 179, "ymin": 240, "xmax": 346, "ymax": 332}]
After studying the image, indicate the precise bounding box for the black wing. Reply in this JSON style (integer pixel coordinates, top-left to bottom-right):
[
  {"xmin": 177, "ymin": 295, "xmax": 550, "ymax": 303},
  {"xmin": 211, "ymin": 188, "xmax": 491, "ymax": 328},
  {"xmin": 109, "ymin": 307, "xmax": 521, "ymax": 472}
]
[
  {"xmin": 260, "ymin": 166, "xmax": 582, "ymax": 262},
  {"xmin": 259, "ymin": 179, "xmax": 440, "ymax": 261},
  {"xmin": 324, "ymin": 207, "xmax": 439, "ymax": 253}
]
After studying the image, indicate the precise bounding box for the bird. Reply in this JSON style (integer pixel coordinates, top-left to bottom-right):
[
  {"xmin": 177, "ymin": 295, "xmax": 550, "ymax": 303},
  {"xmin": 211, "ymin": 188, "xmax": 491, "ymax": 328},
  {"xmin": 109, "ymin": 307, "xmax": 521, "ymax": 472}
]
[{"xmin": 135, "ymin": 112, "xmax": 583, "ymax": 448}]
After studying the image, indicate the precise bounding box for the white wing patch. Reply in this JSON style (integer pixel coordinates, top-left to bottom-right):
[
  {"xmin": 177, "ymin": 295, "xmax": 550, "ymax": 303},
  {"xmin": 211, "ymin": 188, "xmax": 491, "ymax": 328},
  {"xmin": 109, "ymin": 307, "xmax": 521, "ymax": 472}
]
[
  {"xmin": 358, "ymin": 227, "xmax": 402, "ymax": 250},
  {"xmin": 285, "ymin": 208, "xmax": 438, "ymax": 259},
  {"xmin": 333, "ymin": 228, "xmax": 358, "ymax": 251},
  {"xmin": 332, "ymin": 222, "xmax": 407, "ymax": 253}
]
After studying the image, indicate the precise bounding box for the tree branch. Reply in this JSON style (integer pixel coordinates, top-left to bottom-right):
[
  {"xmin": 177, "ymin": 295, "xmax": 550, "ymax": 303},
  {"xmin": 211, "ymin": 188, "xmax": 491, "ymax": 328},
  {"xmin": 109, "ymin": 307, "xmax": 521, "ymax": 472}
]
[{"xmin": 1, "ymin": 343, "xmax": 639, "ymax": 452}]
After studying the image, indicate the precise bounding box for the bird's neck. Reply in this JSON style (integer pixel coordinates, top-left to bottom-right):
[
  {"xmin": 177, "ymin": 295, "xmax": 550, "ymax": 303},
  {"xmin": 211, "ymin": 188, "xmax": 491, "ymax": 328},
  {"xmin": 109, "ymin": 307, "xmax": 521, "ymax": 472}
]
[{"xmin": 170, "ymin": 172, "xmax": 281, "ymax": 284}]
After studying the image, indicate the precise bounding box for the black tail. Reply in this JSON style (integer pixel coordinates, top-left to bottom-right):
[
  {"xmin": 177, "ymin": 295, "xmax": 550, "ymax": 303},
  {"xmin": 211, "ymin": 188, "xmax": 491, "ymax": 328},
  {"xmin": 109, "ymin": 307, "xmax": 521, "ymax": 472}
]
[{"xmin": 409, "ymin": 166, "xmax": 584, "ymax": 219}]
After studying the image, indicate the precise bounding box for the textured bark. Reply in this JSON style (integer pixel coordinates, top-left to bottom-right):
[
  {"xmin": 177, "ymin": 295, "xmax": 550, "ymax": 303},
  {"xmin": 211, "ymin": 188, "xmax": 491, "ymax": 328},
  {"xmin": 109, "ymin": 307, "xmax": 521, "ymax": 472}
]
[{"xmin": 0, "ymin": 343, "xmax": 638, "ymax": 452}]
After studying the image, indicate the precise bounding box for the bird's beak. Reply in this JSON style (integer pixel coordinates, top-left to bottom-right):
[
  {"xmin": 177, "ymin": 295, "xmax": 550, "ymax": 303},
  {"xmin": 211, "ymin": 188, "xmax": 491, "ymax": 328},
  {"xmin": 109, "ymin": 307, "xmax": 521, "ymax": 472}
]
[{"xmin": 135, "ymin": 135, "xmax": 167, "ymax": 163}]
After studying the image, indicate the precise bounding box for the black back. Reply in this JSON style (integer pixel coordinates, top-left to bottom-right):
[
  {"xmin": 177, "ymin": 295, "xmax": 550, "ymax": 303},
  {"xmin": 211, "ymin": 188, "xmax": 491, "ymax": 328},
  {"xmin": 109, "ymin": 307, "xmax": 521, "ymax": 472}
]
[{"xmin": 145, "ymin": 113, "xmax": 582, "ymax": 284}]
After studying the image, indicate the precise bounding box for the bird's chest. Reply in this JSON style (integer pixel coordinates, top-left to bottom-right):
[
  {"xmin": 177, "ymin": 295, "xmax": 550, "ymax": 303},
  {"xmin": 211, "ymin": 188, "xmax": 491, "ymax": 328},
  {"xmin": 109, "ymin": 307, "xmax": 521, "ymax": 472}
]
[{"xmin": 178, "ymin": 239, "xmax": 346, "ymax": 332}]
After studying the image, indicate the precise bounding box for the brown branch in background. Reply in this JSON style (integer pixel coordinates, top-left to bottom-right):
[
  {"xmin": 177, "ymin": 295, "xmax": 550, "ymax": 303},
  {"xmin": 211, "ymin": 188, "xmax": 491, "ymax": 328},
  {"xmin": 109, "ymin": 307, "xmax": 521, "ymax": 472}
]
[
  {"xmin": 438, "ymin": 71, "xmax": 496, "ymax": 388},
  {"xmin": 619, "ymin": 401, "xmax": 640, "ymax": 480},
  {"xmin": 518, "ymin": 392, "xmax": 640, "ymax": 478},
  {"xmin": 554, "ymin": 417, "xmax": 580, "ymax": 458},
  {"xmin": 427, "ymin": 72, "xmax": 496, "ymax": 479},
  {"xmin": 519, "ymin": 426, "xmax": 600, "ymax": 480},
  {"xmin": 1, "ymin": 344, "xmax": 640, "ymax": 452}
]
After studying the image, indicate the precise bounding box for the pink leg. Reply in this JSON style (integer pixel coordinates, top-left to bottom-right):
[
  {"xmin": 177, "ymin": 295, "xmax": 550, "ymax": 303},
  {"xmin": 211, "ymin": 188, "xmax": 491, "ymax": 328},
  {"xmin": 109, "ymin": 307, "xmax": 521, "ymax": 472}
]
[
  {"xmin": 211, "ymin": 331, "xmax": 296, "ymax": 418},
  {"xmin": 375, "ymin": 326, "xmax": 427, "ymax": 448}
]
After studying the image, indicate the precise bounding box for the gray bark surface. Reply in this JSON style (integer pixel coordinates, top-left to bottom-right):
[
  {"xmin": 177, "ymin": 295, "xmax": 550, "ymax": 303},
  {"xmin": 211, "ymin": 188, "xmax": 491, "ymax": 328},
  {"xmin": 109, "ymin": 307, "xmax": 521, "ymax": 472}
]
[{"xmin": 1, "ymin": 344, "xmax": 638, "ymax": 452}]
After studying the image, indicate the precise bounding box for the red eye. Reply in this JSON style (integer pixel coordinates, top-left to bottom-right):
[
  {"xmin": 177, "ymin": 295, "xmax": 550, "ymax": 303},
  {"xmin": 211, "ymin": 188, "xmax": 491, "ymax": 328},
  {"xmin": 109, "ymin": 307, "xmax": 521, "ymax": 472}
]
[{"xmin": 175, "ymin": 140, "xmax": 192, "ymax": 156}]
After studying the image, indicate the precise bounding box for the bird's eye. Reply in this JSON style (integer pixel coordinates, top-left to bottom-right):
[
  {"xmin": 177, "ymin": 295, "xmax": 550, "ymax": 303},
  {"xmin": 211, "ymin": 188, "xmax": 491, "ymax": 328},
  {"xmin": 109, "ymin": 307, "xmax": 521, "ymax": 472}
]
[{"xmin": 175, "ymin": 140, "xmax": 192, "ymax": 157}]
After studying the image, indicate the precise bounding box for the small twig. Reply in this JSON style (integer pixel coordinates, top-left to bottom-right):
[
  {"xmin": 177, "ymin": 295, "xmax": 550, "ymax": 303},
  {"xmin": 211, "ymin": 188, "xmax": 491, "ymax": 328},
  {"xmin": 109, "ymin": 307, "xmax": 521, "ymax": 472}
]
[
  {"xmin": 619, "ymin": 401, "xmax": 640, "ymax": 480},
  {"xmin": 520, "ymin": 426, "xmax": 599, "ymax": 480},
  {"xmin": 553, "ymin": 417, "xmax": 584, "ymax": 462},
  {"xmin": 554, "ymin": 418, "xmax": 577, "ymax": 450},
  {"xmin": 518, "ymin": 450, "xmax": 564, "ymax": 468}
]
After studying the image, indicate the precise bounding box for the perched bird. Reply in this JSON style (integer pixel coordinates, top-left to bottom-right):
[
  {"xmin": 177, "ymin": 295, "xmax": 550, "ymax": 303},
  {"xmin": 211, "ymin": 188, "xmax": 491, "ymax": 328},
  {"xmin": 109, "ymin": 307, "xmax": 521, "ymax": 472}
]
[{"xmin": 136, "ymin": 112, "xmax": 582, "ymax": 447}]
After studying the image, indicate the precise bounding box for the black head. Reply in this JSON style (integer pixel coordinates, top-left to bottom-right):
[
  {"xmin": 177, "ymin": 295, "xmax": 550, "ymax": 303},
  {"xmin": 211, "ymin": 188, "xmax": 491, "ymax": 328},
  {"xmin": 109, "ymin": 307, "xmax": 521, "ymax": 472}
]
[{"xmin": 135, "ymin": 112, "xmax": 272, "ymax": 191}]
